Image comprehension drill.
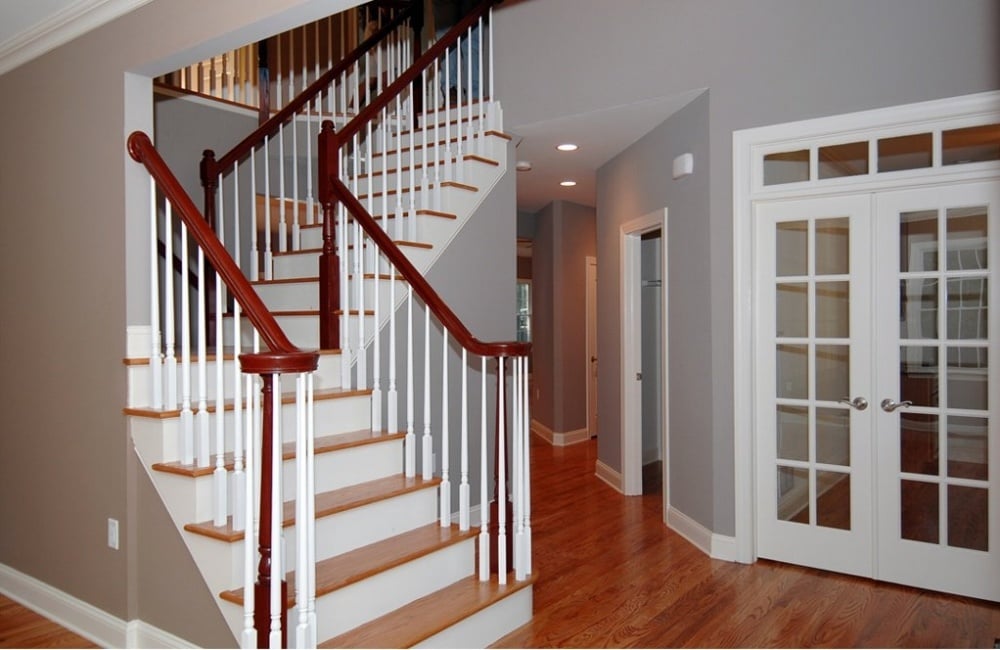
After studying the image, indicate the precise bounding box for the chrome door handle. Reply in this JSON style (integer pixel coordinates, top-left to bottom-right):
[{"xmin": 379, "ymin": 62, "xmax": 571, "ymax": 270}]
[
  {"xmin": 838, "ymin": 396, "xmax": 869, "ymax": 411},
  {"xmin": 880, "ymin": 398, "xmax": 913, "ymax": 413}
]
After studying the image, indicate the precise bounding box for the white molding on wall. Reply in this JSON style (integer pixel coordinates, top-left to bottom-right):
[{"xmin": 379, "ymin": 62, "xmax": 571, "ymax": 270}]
[
  {"xmin": 666, "ymin": 506, "xmax": 738, "ymax": 562},
  {"xmin": 594, "ymin": 459, "xmax": 623, "ymax": 493},
  {"xmin": 0, "ymin": 563, "xmax": 196, "ymax": 649},
  {"xmin": 0, "ymin": 0, "xmax": 153, "ymax": 77},
  {"xmin": 530, "ymin": 420, "xmax": 589, "ymax": 447}
]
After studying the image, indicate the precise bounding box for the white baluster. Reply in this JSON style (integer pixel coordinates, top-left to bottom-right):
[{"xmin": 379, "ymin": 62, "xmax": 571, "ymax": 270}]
[
  {"xmin": 291, "ymin": 113, "xmax": 300, "ymax": 251},
  {"xmin": 263, "ymin": 136, "xmax": 273, "ymax": 281},
  {"xmin": 513, "ymin": 355, "xmax": 524, "ymax": 580},
  {"xmin": 179, "ymin": 221, "xmax": 194, "ymax": 466},
  {"xmin": 422, "ymin": 304, "xmax": 432, "ymax": 480},
  {"xmin": 497, "ymin": 356, "xmax": 507, "ymax": 584},
  {"xmin": 478, "ymin": 356, "xmax": 489, "ymax": 581},
  {"xmin": 197, "ymin": 247, "xmax": 210, "ymax": 470},
  {"xmin": 241, "ymin": 370, "xmax": 255, "ymax": 649},
  {"xmin": 440, "ymin": 328, "xmax": 450, "ymax": 525},
  {"xmin": 381, "ymin": 107, "xmax": 389, "ymax": 239},
  {"xmin": 354, "ymin": 217, "xmax": 366, "ymax": 389},
  {"xmin": 453, "ymin": 26, "xmax": 463, "ymax": 185},
  {"xmin": 306, "ymin": 372, "xmax": 317, "ymax": 649},
  {"xmin": 232, "ymin": 163, "xmax": 245, "ymax": 532},
  {"xmin": 212, "ymin": 182, "xmax": 227, "ymax": 526},
  {"xmin": 269, "ymin": 375, "xmax": 282, "ymax": 649},
  {"xmin": 433, "ymin": 60, "xmax": 442, "ymax": 212},
  {"xmin": 477, "ymin": 16, "xmax": 485, "ymax": 155},
  {"xmin": 164, "ymin": 202, "xmax": 177, "ymax": 410},
  {"xmin": 294, "ymin": 374, "xmax": 311, "ymax": 649},
  {"xmin": 250, "ymin": 147, "xmax": 260, "ymax": 281},
  {"xmin": 408, "ymin": 89, "xmax": 417, "ymax": 242},
  {"xmin": 420, "ymin": 69, "xmax": 429, "ymax": 217},
  {"xmin": 148, "ymin": 177, "xmax": 163, "ymax": 410},
  {"xmin": 405, "ymin": 286, "xmax": 415, "ymax": 477},
  {"xmin": 278, "ymin": 121, "xmax": 287, "ymax": 254},
  {"xmin": 460, "ymin": 348, "xmax": 469, "ymax": 531},
  {"xmin": 388, "ymin": 270, "xmax": 398, "ymax": 434},
  {"xmin": 371, "ymin": 247, "xmax": 382, "ymax": 433},
  {"xmin": 444, "ymin": 51, "xmax": 453, "ymax": 183},
  {"xmin": 468, "ymin": 22, "xmax": 478, "ymax": 158},
  {"xmin": 395, "ymin": 94, "xmax": 404, "ymax": 242},
  {"xmin": 338, "ymin": 201, "xmax": 350, "ymax": 390}
]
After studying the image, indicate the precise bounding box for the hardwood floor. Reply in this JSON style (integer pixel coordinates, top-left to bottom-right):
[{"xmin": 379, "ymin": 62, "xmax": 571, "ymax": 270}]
[
  {"xmin": 493, "ymin": 436, "xmax": 1000, "ymax": 648},
  {"xmin": 0, "ymin": 595, "xmax": 97, "ymax": 648}
]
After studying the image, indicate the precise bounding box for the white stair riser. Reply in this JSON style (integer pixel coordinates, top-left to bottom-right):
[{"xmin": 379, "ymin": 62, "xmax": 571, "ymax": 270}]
[
  {"xmin": 186, "ymin": 485, "xmax": 439, "ymax": 589},
  {"xmin": 156, "ymin": 437, "xmax": 403, "ymax": 523},
  {"xmin": 266, "ymin": 539, "xmax": 475, "ymax": 641},
  {"xmin": 416, "ymin": 585, "xmax": 534, "ymax": 649},
  {"xmin": 256, "ymin": 275, "xmax": 410, "ymax": 314},
  {"xmin": 126, "ymin": 354, "xmax": 342, "ymax": 409}
]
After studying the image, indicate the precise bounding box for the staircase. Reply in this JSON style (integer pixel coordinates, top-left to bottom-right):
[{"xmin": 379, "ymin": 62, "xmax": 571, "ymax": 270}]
[{"xmin": 124, "ymin": 2, "xmax": 534, "ymax": 646}]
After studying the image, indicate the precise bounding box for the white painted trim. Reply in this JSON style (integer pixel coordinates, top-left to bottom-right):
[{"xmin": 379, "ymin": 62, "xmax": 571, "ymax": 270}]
[
  {"xmin": 0, "ymin": 0, "xmax": 153, "ymax": 76},
  {"xmin": 620, "ymin": 209, "xmax": 668, "ymax": 497},
  {"xmin": 530, "ymin": 420, "xmax": 589, "ymax": 447},
  {"xmin": 153, "ymin": 84, "xmax": 259, "ymax": 119},
  {"xmin": 126, "ymin": 325, "xmax": 151, "ymax": 359},
  {"xmin": 732, "ymin": 89, "xmax": 1000, "ymax": 567},
  {"xmin": 666, "ymin": 506, "xmax": 712, "ymax": 556},
  {"xmin": 0, "ymin": 563, "xmax": 197, "ymax": 649},
  {"xmin": 594, "ymin": 459, "xmax": 623, "ymax": 493}
]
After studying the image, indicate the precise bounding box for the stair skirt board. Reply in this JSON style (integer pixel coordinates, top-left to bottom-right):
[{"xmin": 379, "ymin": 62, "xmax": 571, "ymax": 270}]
[{"xmin": 218, "ymin": 539, "xmax": 476, "ymax": 641}]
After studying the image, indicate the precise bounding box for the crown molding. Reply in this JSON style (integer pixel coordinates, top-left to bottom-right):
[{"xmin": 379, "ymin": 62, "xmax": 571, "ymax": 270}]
[{"xmin": 0, "ymin": 0, "xmax": 152, "ymax": 77}]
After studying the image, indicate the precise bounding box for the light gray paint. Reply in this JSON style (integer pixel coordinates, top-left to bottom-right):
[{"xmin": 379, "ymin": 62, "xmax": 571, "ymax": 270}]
[
  {"xmin": 529, "ymin": 200, "xmax": 596, "ymax": 435},
  {"xmin": 497, "ymin": 0, "xmax": 999, "ymax": 536},
  {"xmin": 0, "ymin": 0, "xmax": 362, "ymax": 641}
]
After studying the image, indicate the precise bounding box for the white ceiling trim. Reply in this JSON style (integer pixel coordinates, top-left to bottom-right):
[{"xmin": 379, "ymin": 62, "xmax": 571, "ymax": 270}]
[{"xmin": 0, "ymin": 0, "xmax": 152, "ymax": 77}]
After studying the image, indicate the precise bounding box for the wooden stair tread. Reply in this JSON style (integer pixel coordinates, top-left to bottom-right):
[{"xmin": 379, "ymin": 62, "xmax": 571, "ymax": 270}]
[
  {"xmin": 184, "ymin": 474, "xmax": 441, "ymax": 542},
  {"xmin": 319, "ymin": 573, "xmax": 537, "ymax": 648},
  {"xmin": 219, "ymin": 523, "xmax": 478, "ymax": 605},
  {"xmin": 124, "ymin": 386, "xmax": 369, "ymax": 419},
  {"xmin": 152, "ymin": 430, "xmax": 404, "ymax": 477}
]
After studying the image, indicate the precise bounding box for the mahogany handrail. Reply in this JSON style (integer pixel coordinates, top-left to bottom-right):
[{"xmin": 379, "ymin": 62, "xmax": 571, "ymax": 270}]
[
  {"xmin": 210, "ymin": 1, "xmax": 420, "ymax": 175},
  {"xmin": 327, "ymin": 172, "xmax": 529, "ymax": 359},
  {"xmin": 129, "ymin": 130, "xmax": 318, "ymax": 371},
  {"xmin": 338, "ymin": 0, "xmax": 497, "ymax": 146}
]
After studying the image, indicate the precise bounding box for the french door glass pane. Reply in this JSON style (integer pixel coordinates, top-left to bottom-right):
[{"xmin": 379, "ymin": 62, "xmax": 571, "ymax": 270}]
[
  {"xmin": 901, "ymin": 479, "xmax": 939, "ymax": 544},
  {"xmin": 946, "ymin": 207, "xmax": 988, "ymax": 271},
  {"xmin": 777, "ymin": 405, "xmax": 809, "ymax": 462},
  {"xmin": 777, "ymin": 221, "xmax": 808, "ymax": 276},
  {"xmin": 900, "ymin": 413, "xmax": 939, "ymax": 476},
  {"xmin": 777, "ymin": 344, "xmax": 808, "ymax": 399},
  {"xmin": 778, "ymin": 466, "xmax": 810, "ymax": 523},
  {"xmin": 816, "ymin": 281, "xmax": 849, "ymax": 338},
  {"xmin": 777, "ymin": 283, "xmax": 808, "ymax": 337},
  {"xmin": 816, "ymin": 218, "xmax": 849, "ymax": 275},
  {"xmin": 948, "ymin": 485, "xmax": 988, "ymax": 551},
  {"xmin": 947, "ymin": 416, "xmax": 989, "ymax": 481},
  {"xmin": 816, "ymin": 344, "xmax": 849, "ymax": 402},
  {"xmin": 946, "ymin": 278, "xmax": 988, "ymax": 340},
  {"xmin": 816, "ymin": 471, "xmax": 851, "ymax": 530},
  {"xmin": 900, "ymin": 346, "xmax": 939, "ymax": 407},
  {"xmin": 900, "ymin": 210, "xmax": 938, "ymax": 272},
  {"xmin": 816, "ymin": 407, "xmax": 850, "ymax": 466},
  {"xmin": 900, "ymin": 279, "xmax": 938, "ymax": 340}
]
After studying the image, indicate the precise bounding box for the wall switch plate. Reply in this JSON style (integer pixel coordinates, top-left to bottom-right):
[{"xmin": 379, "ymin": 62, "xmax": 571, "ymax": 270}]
[
  {"xmin": 108, "ymin": 518, "xmax": 119, "ymax": 550},
  {"xmin": 672, "ymin": 152, "xmax": 694, "ymax": 179}
]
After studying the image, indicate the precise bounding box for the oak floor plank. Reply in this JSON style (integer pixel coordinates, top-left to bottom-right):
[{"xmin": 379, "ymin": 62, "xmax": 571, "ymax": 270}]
[
  {"xmin": 492, "ymin": 436, "xmax": 1000, "ymax": 648},
  {"xmin": 0, "ymin": 595, "xmax": 97, "ymax": 649}
]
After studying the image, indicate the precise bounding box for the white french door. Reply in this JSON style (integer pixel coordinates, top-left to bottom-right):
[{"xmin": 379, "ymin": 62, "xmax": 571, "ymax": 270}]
[{"xmin": 755, "ymin": 181, "xmax": 1000, "ymax": 601}]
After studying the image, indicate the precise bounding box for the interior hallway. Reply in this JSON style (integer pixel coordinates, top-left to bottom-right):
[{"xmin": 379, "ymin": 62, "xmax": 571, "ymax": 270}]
[{"xmin": 493, "ymin": 436, "xmax": 1000, "ymax": 648}]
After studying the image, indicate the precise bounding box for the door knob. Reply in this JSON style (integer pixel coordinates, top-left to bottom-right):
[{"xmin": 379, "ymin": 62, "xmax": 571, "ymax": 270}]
[
  {"xmin": 880, "ymin": 398, "xmax": 913, "ymax": 413},
  {"xmin": 838, "ymin": 396, "xmax": 869, "ymax": 411},
  {"xmin": 591, "ymin": 356, "xmax": 597, "ymax": 363}
]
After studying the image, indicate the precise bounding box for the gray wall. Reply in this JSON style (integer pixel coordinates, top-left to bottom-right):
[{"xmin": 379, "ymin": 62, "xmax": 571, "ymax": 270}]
[
  {"xmin": 529, "ymin": 200, "xmax": 597, "ymax": 436},
  {"xmin": 495, "ymin": 0, "xmax": 1000, "ymax": 536},
  {"xmin": 0, "ymin": 0, "xmax": 361, "ymax": 643}
]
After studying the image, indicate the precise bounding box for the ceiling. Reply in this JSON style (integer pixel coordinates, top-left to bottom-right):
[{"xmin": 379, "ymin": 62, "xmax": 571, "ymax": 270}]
[{"xmin": 0, "ymin": 0, "xmax": 698, "ymax": 215}]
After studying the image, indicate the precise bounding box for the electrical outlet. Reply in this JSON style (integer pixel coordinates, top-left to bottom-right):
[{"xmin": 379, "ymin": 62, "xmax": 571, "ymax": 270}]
[{"xmin": 107, "ymin": 518, "xmax": 119, "ymax": 550}]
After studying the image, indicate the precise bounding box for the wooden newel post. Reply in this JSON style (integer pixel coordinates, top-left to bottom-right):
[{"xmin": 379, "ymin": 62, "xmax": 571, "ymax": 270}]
[
  {"xmin": 254, "ymin": 373, "xmax": 288, "ymax": 649},
  {"xmin": 318, "ymin": 120, "xmax": 341, "ymax": 351},
  {"xmin": 200, "ymin": 149, "xmax": 219, "ymax": 345},
  {"xmin": 490, "ymin": 356, "xmax": 514, "ymax": 574},
  {"xmin": 411, "ymin": 0, "xmax": 424, "ymax": 115}
]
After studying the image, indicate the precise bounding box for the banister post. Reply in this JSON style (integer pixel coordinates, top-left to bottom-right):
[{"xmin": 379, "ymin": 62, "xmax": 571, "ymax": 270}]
[
  {"xmin": 200, "ymin": 149, "xmax": 219, "ymax": 345},
  {"xmin": 318, "ymin": 120, "xmax": 340, "ymax": 351},
  {"xmin": 254, "ymin": 373, "xmax": 287, "ymax": 649},
  {"xmin": 411, "ymin": 0, "xmax": 424, "ymax": 115},
  {"xmin": 490, "ymin": 356, "xmax": 514, "ymax": 575}
]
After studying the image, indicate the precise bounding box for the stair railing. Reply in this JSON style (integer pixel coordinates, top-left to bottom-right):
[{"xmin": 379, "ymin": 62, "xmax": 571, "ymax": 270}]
[
  {"xmin": 319, "ymin": 0, "xmax": 523, "ymax": 579},
  {"xmin": 128, "ymin": 132, "xmax": 319, "ymax": 649}
]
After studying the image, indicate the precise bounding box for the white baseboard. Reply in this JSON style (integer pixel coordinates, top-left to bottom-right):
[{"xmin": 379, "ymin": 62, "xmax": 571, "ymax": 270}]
[
  {"xmin": 666, "ymin": 506, "xmax": 739, "ymax": 562},
  {"xmin": 0, "ymin": 563, "xmax": 196, "ymax": 649},
  {"xmin": 531, "ymin": 420, "xmax": 590, "ymax": 447},
  {"xmin": 594, "ymin": 459, "xmax": 623, "ymax": 493}
]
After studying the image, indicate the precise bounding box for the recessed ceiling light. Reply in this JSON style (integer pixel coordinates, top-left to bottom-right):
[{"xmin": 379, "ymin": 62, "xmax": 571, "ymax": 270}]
[
  {"xmin": 560, "ymin": 180, "xmax": 577, "ymax": 187},
  {"xmin": 556, "ymin": 143, "xmax": 578, "ymax": 152}
]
